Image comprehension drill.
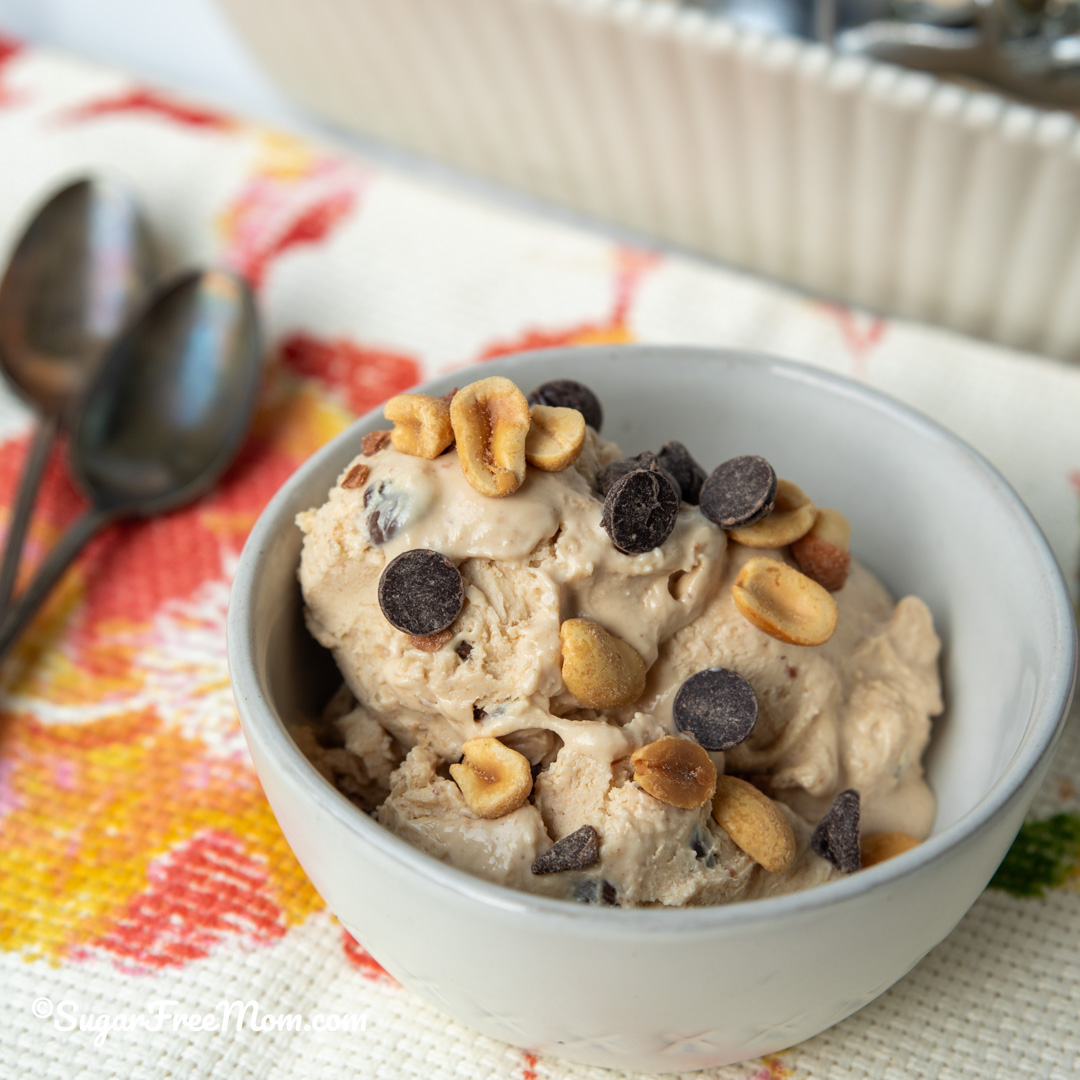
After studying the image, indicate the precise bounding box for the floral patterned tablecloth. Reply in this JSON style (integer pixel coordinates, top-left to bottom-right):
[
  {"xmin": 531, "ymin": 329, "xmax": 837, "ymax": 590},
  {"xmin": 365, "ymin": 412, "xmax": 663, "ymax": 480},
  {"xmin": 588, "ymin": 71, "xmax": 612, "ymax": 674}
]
[{"xmin": 0, "ymin": 37, "xmax": 1078, "ymax": 1080}]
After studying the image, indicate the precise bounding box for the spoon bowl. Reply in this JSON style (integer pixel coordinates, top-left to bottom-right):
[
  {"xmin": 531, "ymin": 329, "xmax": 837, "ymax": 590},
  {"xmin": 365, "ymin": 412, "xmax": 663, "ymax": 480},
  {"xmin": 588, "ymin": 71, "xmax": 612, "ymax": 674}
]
[
  {"xmin": 0, "ymin": 176, "xmax": 154, "ymax": 607},
  {"xmin": 0, "ymin": 268, "xmax": 261, "ymax": 664}
]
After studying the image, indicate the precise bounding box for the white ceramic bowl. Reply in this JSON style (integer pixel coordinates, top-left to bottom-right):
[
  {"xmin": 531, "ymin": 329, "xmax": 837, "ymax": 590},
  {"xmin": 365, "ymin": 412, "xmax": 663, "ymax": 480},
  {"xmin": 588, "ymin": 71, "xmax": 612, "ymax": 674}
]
[{"xmin": 228, "ymin": 346, "xmax": 1076, "ymax": 1073}]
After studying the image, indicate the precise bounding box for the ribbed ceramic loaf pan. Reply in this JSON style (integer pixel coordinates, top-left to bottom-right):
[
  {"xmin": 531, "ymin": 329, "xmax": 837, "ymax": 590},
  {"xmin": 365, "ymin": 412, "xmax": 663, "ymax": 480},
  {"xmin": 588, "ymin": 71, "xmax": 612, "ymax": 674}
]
[{"xmin": 219, "ymin": 0, "xmax": 1080, "ymax": 361}]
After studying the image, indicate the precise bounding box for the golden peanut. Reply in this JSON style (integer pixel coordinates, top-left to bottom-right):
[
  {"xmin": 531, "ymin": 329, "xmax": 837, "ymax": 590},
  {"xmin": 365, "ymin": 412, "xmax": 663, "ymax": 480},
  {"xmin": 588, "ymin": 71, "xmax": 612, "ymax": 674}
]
[
  {"xmin": 525, "ymin": 404, "xmax": 586, "ymax": 471},
  {"xmin": 728, "ymin": 479, "xmax": 816, "ymax": 548},
  {"xmin": 451, "ymin": 377, "xmax": 531, "ymax": 497},
  {"xmin": 632, "ymin": 736, "xmax": 717, "ymax": 809},
  {"xmin": 361, "ymin": 429, "xmax": 392, "ymax": 456},
  {"xmin": 732, "ymin": 556, "xmax": 838, "ymax": 646},
  {"xmin": 384, "ymin": 393, "xmax": 455, "ymax": 459},
  {"xmin": 861, "ymin": 831, "xmax": 919, "ymax": 868},
  {"xmin": 791, "ymin": 507, "xmax": 852, "ymax": 592},
  {"xmin": 407, "ymin": 629, "xmax": 454, "ymax": 652},
  {"xmin": 712, "ymin": 774, "xmax": 795, "ymax": 873},
  {"xmin": 450, "ymin": 737, "xmax": 533, "ymax": 818},
  {"xmin": 560, "ymin": 618, "xmax": 646, "ymax": 709},
  {"xmin": 340, "ymin": 462, "xmax": 369, "ymax": 490}
]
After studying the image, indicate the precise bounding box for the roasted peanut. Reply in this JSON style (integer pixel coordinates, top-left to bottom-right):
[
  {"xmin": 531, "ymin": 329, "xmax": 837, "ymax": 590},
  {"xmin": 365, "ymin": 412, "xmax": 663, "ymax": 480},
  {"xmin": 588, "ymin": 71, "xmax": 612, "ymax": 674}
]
[
  {"xmin": 525, "ymin": 404, "xmax": 586, "ymax": 471},
  {"xmin": 560, "ymin": 618, "xmax": 646, "ymax": 709},
  {"xmin": 340, "ymin": 462, "xmax": 369, "ymax": 490},
  {"xmin": 407, "ymin": 628, "xmax": 454, "ymax": 652},
  {"xmin": 861, "ymin": 831, "xmax": 919, "ymax": 868},
  {"xmin": 384, "ymin": 393, "xmax": 455, "ymax": 459},
  {"xmin": 728, "ymin": 479, "xmax": 816, "ymax": 548},
  {"xmin": 712, "ymin": 774, "xmax": 795, "ymax": 873},
  {"xmin": 451, "ymin": 377, "xmax": 531, "ymax": 496},
  {"xmin": 361, "ymin": 429, "xmax": 392, "ymax": 456},
  {"xmin": 450, "ymin": 737, "xmax": 533, "ymax": 818},
  {"xmin": 791, "ymin": 507, "xmax": 851, "ymax": 592},
  {"xmin": 631, "ymin": 736, "xmax": 717, "ymax": 809},
  {"xmin": 732, "ymin": 556, "xmax": 838, "ymax": 646}
]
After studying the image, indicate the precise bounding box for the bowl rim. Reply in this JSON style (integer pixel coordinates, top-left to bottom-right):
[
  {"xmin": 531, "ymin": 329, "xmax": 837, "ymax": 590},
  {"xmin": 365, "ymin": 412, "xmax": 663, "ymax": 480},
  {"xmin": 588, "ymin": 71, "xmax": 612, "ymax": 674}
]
[{"xmin": 228, "ymin": 344, "xmax": 1077, "ymax": 934}]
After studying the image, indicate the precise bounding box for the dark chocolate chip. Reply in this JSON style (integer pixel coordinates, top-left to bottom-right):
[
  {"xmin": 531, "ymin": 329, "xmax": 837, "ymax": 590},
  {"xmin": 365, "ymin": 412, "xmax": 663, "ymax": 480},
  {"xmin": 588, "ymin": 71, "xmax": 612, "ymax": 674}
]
[
  {"xmin": 472, "ymin": 704, "xmax": 487, "ymax": 721},
  {"xmin": 657, "ymin": 441, "xmax": 707, "ymax": 505},
  {"xmin": 532, "ymin": 825, "xmax": 601, "ymax": 875},
  {"xmin": 378, "ymin": 549, "xmax": 464, "ymax": 636},
  {"xmin": 810, "ymin": 789, "xmax": 861, "ymax": 874},
  {"xmin": 366, "ymin": 480, "xmax": 409, "ymax": 545},
  {"xmin": 689, "ymin": 824, "xmax": 718, "ymax": 868},
  {"xmin": 527, "ymin": 378, "xmax": 603, "ymax": 431},
  {"xmin": 455, "ymin": 641, "xmax": 473, "ymax": 660},
  {"xmin": 673, "ymin": 667, "xmax": 759, "ymax": 751},
  {"xmin": 700, "ymin": 455, "xmax": 778, "ymax": 529},
  {"xmin": 597, "ymin": 451, "xmax": 678, "ymax": 499},
  {"xmin": 573, "ymin": 878, "xmax": 618, "ymax": 905},
  {"xmin": 600, "ymin": 467, "xmax": 680, "ymax": 554}
]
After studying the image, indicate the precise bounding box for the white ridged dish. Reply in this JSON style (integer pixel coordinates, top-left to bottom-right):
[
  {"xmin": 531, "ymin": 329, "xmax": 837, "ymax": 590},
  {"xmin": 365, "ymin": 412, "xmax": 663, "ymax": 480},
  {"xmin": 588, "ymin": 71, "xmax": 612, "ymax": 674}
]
[{"xmin": 218, "ymin": 0, "xmax": 1080, "ymax": 360}]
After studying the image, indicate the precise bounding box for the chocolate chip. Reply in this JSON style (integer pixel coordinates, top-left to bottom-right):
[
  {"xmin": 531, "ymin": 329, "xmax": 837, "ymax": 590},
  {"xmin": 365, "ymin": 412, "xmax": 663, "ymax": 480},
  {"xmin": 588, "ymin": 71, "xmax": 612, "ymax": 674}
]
[
  {"xmin": 366, "ymin": 480, "xmax": 409, "ymax": 545},
  {"xmin": 472, "ymin": 704, "xmax": 487, "ymax": 721},
  {"xmin": 532, "ymin": 825, "xmax": 600, "ymax": 874},
  {"xmin": 341, "ymin": 462, "xmax": 369, "ymax": 490},
  {"xmin": 455, "ymin": 641, "xmax": 472, "ymax": 660},
  {"xmin": 378, "ymin": 549, "xmax": 464, "ymax": 636},
  {"xmin": 673, "ymin": 667, "xmax": 759, "ymax": 751},
  {"xmin": 600, "ymin": 468, "xmax": 680, "ymax": 554},
  {"xmin": 700, "ymin": 455, "xmax": 778, "ymax": 529},
  {"xmin": 657, "ymin": 441, "xmax": 706, "ymax": 505},
  {"xmin": 573, "ymin": 878, "xmax": 618, "ymax": 905},
  {"xmin": 597, "ymin": 451, "xmax": 678, "ymax": 498},
  {"xmin": 810, "ymin": 789, "xmax": 861, "ymax": 874},
  {"xmin": 528, "ymin": 378, "xmax": 603, "ymax": 431},
  {"xmin": 689, "ymin": 824, "xmax": 718, "ymax": 868}
]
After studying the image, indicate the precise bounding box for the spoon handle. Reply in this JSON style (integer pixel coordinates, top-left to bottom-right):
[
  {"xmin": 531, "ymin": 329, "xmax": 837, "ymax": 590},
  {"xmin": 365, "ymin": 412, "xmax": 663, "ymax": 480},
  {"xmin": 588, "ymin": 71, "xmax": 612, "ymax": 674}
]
[
  {"xmin": 0, "ymin": 414, "xmax": 59, "ymax": 611},
  {"xmin": 0, "ymin": 507, "xmax": 114, "ymax": 666}
]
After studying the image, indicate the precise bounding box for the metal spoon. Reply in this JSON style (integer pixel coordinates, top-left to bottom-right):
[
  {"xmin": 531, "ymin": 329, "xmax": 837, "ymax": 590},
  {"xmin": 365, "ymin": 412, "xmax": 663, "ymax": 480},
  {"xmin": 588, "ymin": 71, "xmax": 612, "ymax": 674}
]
[
  {"xmin": 0, "ymin": 177, "xmax": 154, "ymax": 611},
  {"xmin": 0, "ymin": 268, "xmax": 261, "ymax": 664}
]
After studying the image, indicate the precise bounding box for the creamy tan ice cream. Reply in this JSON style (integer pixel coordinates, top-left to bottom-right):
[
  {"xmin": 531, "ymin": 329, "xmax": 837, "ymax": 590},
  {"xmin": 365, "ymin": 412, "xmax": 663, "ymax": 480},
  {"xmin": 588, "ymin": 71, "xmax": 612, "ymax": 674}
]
[{"xmin": 296, "ymin": 416, "xmax": 942, "ymax": 907}]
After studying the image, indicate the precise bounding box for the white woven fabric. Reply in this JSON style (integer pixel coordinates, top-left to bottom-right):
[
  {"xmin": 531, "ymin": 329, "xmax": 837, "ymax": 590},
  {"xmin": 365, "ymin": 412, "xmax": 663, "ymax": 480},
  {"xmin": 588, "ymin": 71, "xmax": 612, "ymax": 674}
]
[{"xmin": 0, "ymin": 38, "xmax": 1077, "ymax": 1080}]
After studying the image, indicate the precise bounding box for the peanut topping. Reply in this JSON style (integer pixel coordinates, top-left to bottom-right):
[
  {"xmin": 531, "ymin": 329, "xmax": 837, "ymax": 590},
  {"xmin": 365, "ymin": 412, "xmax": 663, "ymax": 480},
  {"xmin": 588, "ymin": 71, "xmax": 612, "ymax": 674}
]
[
  {"xmin": 407, "ymin": 628, "xmax": 454, "ymax": 652},
  {"xmin": 728, "ymin": 479, "xmax": 816, "ymax": 548},
  {"xmin": 559, "ymin": 618, "xmax": 646, "ymax": 710},
  {"xmin": 861, "ymin": 831, "xmax": 920, "ymax": 868},
  {"xmin": 711, "ymin": 774, "xmax": 795, "ymax": 873},
  {"xmin": 384, "ymin": 393, "xmax": 455, "ymax": 459},
  {"xmin": 340, "ymin": 462, "xmax": 369, "ymax": 490},
  {"xmin": 525, "ymin": 404, "xmax": 586, "ymax": 471},
  {"xmin": 361, "ymin": 429, "xmax": 392, "ymax": 456},
  {"xmin": 450, "ymin": 737, "xmax": 533, "ymax": 819},
  {"xmin": 451, "ymin": 376, "xmax": 531, "ymax": 497},
  {"xmin": 631, "ymin": 736, "xmax": 717, "ymax": 809},
  {"xmin": 791, "ymin": 507, "xmax": 852, "ymax": 592},
  {"xmin": 732, "ymin": 556, "xmax": 838, "ymax": 646}
]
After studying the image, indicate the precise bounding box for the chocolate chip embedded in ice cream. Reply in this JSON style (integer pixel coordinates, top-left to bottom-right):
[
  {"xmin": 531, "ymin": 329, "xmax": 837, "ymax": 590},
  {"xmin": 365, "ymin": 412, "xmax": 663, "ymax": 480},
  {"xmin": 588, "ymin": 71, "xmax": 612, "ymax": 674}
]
[
  {"xmin": 811, "ymin": 789, "xmax": 861, "ymax": 874},
  {"xmin": 657, "ymin": 440, "xmax": 707, "ymax": 505},
  {"xmin": 700, "ymin": 455, "xmax": 778, "ymax": 529},
  {"xmin": 365, "ymin": 479, "xmax": 410, "ymax": 546},
  {"xmin": 527, "ymin": 378, "xmax": 603, "ymax": 431},
  {"xmin": 600, "ymin": 467, "xmax": 680, "ymax": 554},
  {"xmin": 531, "ymin": 825, "xmax": 601, "ymax": 874},
  {"xmin": 378, "ymin": 549, "xmax": 464, "ymax": 636},
  {"xmin": 597, "ymin": 451, "xmax": 678, "ymax": 499},
  {"xmin": 673, "ymin": 667, "xmax": 759, "ymax": 751}
]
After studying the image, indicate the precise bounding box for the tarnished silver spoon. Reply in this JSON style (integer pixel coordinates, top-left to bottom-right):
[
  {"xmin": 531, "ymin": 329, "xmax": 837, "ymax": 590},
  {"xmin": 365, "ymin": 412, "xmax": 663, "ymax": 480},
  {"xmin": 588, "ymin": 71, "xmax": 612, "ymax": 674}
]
[
  {"xmin": 0, "ymin": 177, "xmax": 154, "ymax": 610},
  {"xmin": 0, "ymin": 268, "xmax": 261, "ymax": 665}
]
